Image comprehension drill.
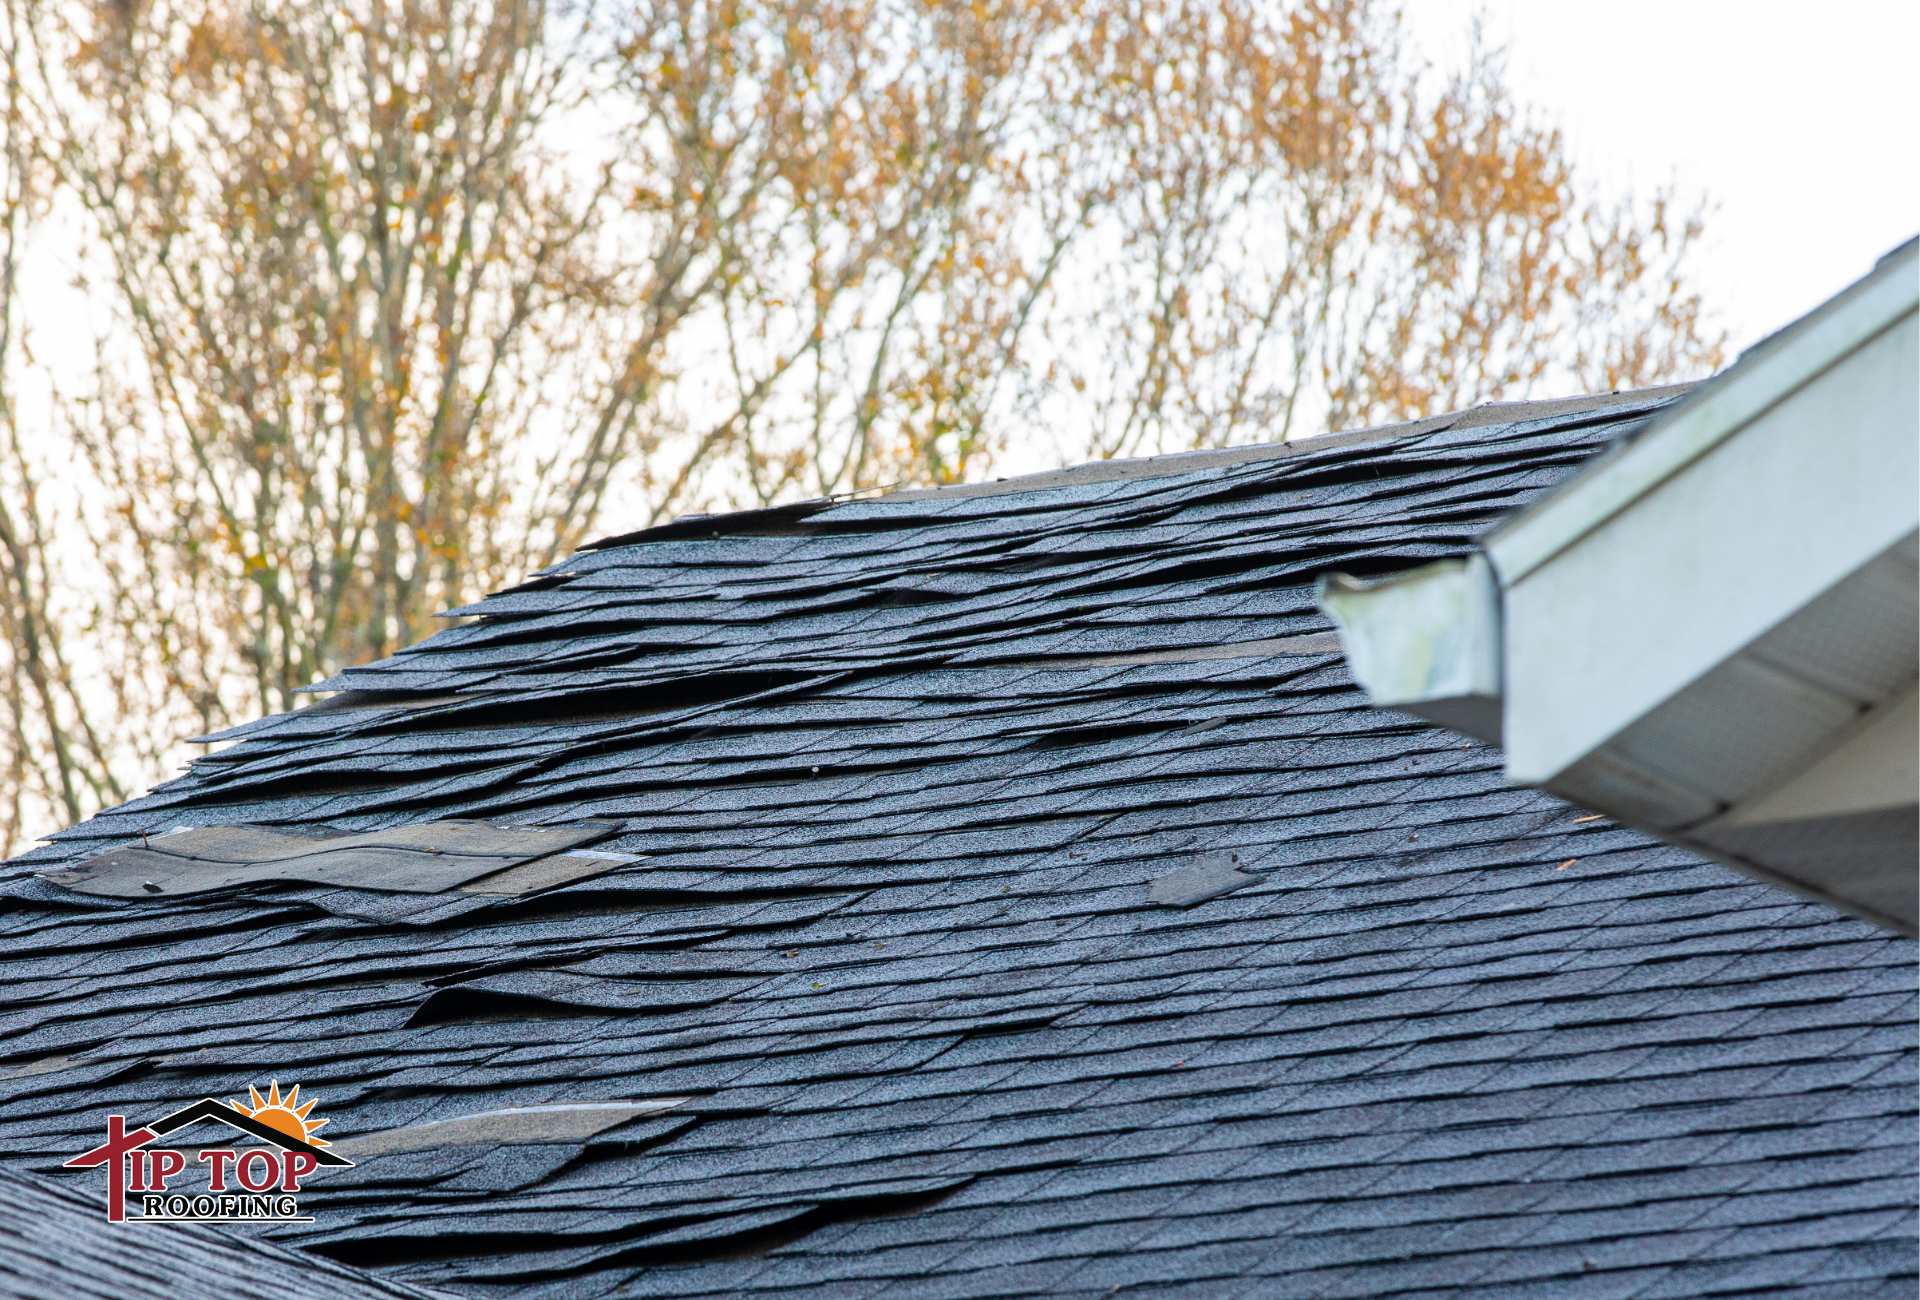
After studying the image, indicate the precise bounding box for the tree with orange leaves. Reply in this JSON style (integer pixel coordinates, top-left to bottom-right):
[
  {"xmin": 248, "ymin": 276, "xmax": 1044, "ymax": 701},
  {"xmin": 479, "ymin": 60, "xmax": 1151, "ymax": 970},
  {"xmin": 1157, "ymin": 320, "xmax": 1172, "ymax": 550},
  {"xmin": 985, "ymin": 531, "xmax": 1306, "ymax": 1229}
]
[
  {"xmin": 618, "ymin": 0, "xmax": 1717, "ymax": 484},
  {"xmin": 0, "ymin": 0, "xmax": 1720, "ymax": 851}
]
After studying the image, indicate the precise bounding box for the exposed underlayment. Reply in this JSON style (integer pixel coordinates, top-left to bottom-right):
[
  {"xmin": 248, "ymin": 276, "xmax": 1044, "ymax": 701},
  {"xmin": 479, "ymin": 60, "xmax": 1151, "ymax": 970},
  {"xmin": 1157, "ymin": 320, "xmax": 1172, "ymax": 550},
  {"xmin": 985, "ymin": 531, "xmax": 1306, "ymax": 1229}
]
[{"xmin": 2, "ymin": 392, "xmax": 1914, "ymax": 1298}]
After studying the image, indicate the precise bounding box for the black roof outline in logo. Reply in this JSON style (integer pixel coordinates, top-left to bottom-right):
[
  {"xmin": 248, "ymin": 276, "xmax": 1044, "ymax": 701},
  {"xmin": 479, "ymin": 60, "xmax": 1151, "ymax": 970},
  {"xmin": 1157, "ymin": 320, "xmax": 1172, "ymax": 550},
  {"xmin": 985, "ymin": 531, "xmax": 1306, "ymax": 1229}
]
[{"xmin": 146, "ymin": 1098, "xmax": 354, "ymax": 1166}]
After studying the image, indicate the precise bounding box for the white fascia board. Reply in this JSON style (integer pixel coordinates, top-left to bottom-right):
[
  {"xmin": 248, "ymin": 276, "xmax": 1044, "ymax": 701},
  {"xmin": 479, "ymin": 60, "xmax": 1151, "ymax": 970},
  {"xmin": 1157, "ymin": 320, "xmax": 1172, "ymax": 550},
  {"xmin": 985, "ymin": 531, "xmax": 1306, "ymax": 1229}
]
[
  {"xmin": 1491, "ymin": 260, "xmax": 1919, "ymax": 790},
  {"xmin": 1486, "ymin": 240, "xmax": 1919, "ymax": 587},
  {"xmin": 1310, "ymin": 244, "xmax": 1918, "ymax": 933}
]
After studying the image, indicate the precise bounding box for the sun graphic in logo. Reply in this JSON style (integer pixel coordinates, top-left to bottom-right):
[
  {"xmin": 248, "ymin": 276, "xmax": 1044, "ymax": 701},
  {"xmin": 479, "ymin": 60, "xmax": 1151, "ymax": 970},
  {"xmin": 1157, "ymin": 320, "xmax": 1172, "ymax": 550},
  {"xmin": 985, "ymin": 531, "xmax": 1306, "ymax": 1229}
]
[{"xmin": 229, "ymin": 1080, "xmax": 329, "ymax": 1147}]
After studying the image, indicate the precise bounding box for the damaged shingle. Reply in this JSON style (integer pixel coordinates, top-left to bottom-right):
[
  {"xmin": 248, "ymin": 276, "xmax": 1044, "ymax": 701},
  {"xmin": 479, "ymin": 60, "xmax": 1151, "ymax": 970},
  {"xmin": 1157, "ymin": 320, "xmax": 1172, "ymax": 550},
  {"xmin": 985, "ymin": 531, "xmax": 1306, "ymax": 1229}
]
[
  {"xmin": 1, "ymin": 391, "xmax": 1912, "ymax": 1300},
  {"xmin": 330, "ymin": 1100, "xmax": 692, "ymax": 1158},
  {"xmin": 1148, "ymin": 853, "xmax": 1261, "ymax": 907},
  {"xmin": 41, "ymin": 820, "xmax": 618, "ymax": 897}
]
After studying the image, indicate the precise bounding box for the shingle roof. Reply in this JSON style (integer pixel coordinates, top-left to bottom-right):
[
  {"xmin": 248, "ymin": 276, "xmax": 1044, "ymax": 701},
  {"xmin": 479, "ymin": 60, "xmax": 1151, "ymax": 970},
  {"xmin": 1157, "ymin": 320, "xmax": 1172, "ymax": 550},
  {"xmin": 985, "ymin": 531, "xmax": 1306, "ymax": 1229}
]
[
  {"xmin": 4, "ymin": 392, "xmax": 1915, "ymax": 1298},
  {"xmin": 0, "ymin": 1165, "xmax": 441, "ymax": 1299}
]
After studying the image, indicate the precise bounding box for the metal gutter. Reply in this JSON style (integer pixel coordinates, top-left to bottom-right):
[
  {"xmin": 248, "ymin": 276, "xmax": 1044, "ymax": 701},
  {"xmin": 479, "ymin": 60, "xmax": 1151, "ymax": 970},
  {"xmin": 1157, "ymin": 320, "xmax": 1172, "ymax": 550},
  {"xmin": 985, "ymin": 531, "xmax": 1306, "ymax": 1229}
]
[{"xmin": 1316, "ymin": 555, "xmax": 1503, "ymax": 744}]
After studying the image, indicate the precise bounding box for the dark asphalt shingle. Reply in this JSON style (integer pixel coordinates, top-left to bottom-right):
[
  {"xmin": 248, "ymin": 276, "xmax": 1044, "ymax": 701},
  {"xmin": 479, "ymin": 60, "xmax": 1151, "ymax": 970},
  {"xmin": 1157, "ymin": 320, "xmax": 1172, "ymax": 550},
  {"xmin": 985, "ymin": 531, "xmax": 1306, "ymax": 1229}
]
[{"xmin": 1, "ymin": 396, "xmax": 1913, "ymax": 1297}]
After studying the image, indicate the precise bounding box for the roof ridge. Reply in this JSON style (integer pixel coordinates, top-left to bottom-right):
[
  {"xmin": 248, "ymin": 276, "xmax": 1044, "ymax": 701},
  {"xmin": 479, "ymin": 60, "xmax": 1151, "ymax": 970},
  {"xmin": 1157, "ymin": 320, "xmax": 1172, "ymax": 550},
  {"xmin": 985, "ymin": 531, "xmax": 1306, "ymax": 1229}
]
[{"xmin": 752, "ymin": 383, "xmax": 1701, "ymax": 509}]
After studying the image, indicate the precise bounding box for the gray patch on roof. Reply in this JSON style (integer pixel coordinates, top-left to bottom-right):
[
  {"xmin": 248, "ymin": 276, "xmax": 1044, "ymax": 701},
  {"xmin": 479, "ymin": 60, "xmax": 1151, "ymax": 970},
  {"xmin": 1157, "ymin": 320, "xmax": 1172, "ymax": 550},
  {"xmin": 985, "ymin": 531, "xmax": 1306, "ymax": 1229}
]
[
  {"xmin": 0, "ymin": 1054, "xmax": 89, "ymax": 1082},
  {"xmin": 1148, "ymin": 853, "xmax": 1262, "ymax": 907},
  {"xmin": 330, "ymin": 1099, "xmax": 692, "ymax": 1157},
  {"xmin": 40, "ymin": 820, "xmax": 617, "ymax": 898},
  {"xmin": 405, "ymin": 968, "xmax": 771, "ymax": 1024}
]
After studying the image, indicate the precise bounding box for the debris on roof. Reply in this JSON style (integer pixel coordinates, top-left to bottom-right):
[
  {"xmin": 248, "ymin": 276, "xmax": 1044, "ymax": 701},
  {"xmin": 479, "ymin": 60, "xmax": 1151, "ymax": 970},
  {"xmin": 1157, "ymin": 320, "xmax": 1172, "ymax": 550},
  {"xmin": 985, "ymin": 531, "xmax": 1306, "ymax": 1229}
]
[{"xmin": 2, "ymin": 390, "xmax": 1912, "ymax": 1298}]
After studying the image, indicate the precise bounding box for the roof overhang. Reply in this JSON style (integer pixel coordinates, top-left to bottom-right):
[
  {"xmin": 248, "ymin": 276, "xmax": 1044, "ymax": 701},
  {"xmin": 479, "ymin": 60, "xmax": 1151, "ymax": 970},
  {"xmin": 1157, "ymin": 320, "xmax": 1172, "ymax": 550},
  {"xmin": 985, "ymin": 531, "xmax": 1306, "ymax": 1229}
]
[{"xmin": 1320, "ymin": 238, "xmax": 1920, "ymax": 934}]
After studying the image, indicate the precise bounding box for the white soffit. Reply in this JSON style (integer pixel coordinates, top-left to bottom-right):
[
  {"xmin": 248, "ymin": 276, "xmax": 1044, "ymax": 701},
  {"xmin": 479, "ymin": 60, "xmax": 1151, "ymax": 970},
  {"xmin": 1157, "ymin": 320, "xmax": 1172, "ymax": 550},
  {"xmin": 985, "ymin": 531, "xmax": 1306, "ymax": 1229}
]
[{"xmin": 1719, "ymin": 685, "xmax": 1919, "ymax": 829}]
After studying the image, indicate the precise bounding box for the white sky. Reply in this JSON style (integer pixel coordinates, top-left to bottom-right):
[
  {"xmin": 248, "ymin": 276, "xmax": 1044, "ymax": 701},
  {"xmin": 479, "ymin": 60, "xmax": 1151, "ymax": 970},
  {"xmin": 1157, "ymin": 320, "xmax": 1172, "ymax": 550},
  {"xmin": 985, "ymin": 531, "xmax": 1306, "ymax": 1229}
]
[
  {"xmin": 1401, "ymin": 0, "xmax": 1919, "ymax": 355},
  {"xmin": 19, "ymin": 2, "xmax": 1916, "ymax": 462}
]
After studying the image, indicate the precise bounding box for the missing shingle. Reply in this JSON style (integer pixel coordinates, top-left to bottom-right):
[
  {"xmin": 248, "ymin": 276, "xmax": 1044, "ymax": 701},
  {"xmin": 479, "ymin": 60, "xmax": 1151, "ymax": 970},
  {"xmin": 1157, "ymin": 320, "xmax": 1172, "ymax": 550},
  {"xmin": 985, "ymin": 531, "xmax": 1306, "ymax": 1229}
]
[
  {"xmin": 294, "ymin": 690, "xmax": 478, "ymax": 715},
  {"xmin": 405, "ymin": 968, "xmax": 768, "ymax": 1027},
  {"xmin": 0, "ymin": 1052, "xmax": 100, "ymax": 1082},
  {"xmin": 616, "ymin": 1180, "xmax": 974, "ymax": 1268},
  {"xmin": 958, "ymin": 1015, "xmax": 1059, "ymax": 1040},
  {"xmin": 520, "ymin": 1114, "xmax": 710, "ymax": 1190},
  {"xmin": 404, "ymin": 987, "xmax": 603, "ymax": 1027},
  {"xmin": 375, "ymin": 670, "xmax": 822, "ymax": 733}
]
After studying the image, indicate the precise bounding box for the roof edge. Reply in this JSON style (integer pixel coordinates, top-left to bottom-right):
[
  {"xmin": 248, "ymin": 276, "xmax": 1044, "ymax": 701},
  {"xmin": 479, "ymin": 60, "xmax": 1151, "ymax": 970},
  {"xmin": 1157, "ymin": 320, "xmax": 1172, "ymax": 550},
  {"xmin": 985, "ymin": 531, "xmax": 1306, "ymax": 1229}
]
[
  {"xmin": 574, "ymin": 384, "xmax": 1702, "ymax": 551},
  {"xmin": 845, "ymin": 384, "xmax": 1701, "ymax": 505}
]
